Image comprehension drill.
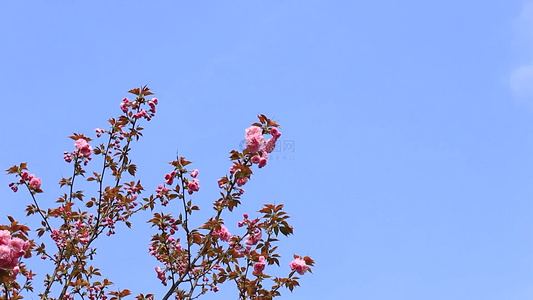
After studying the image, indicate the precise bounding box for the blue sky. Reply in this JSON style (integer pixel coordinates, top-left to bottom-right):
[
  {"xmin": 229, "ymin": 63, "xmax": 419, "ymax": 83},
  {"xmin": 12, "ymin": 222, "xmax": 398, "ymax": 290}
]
[{"xmin": 1, "ymin": 1, "xmax": 533, "ymax": 299}]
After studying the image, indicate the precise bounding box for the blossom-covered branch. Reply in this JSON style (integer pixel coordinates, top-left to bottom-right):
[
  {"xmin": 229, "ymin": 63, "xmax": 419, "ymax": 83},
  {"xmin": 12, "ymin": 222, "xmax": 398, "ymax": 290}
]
[{"xmin": 2, "ymin": 87, "xmax": 313, "ymax": 300}]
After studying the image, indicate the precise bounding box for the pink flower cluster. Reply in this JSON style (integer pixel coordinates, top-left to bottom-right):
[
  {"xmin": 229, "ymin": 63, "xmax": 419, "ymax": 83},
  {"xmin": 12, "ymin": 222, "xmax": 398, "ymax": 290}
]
[
  {"xmin": 148, "ymin": 98, "xmax": 158, "ymax": 113},
  {"xmin": 29, "ymin": 177, "xmax": 41, "ymax": 189},
  {"xmin": 188, "ymin": 169, "xmax": 200, "ymax": 194},
  {"xmin": 253, "ymin": 256, "xmax": 266, "ymax": 274},
  {"xmin": 155, "ymin": 184, "xmax": 171, "ymax": 205},
  {"xmin": 245, "ymin": 126, "xmax": 265, "ymax": 153},
  {"xmin": 9, "ymin": 171, "xmax": 41, "ymax": 192},
  {"xmin": 120, "ymin": 97, "xmax": 158, "ymax": 121},
  {"xmin": 124, "ymin": 184, "xmax": 141, "ymax": 203},
  {"xmin": 187, "ymin": 179, "xmax": 200, "ymax": 195},
  {"xmin": 50, "ymin": 228, "xmax": 67, "ymax": 248},
  {"xmin": 120, "ymin": 97, "xmax": 130, "ymax": 113},
  {"xmin": 238, "ymin": 214, "xmax": 263, "ymax": 247},
  {"xmin": 125, "ymin": 185, "xmax": 138, "ymax": 198},
  {"xmin": 245, "ymin": 228, "xmax": 262, "ymax": 246},
  {"xmin": 236, "ymin": 177, "xmax": 248, "ymax": 187},
  {"xmin": 64, "ymin": 138, "xmax": 93, "ymax": 164},
  {"xmin": 245, "ymin": 126, "xmax": 281, "ymax": 169},
  {"xmin": 267, "ymin": 127, "xmax": 281, "ymax": 150},
  {"xmin": 75, "ymin": 138, "xmax": 93, "ymax": 158},
  {"xmin": 0, "ymin": 230, "xmax": 29, "ymax": 271},
  {"xmin": 165, "ymin": 171, "xmax": 176, "ymax": 185},
  {"xmin": 217, "ymin": 177, "xmax": 226, "ymax": 189},
  {"xmin": 228, "ymin": 164, "xmax": 249, "ymax": 187},
  {"xmin": 190, "ymin": 169, "xmax": 199, "ymax": 178},
  {"xmin": 289, "ymin": 258, "xmax": 307, "ymax": 275},
  {"xmin": 250, "ymin": 151, "xmax": 268, "ymax": 168},
  {"xmin": 133, "ymin": 109, "xmax": 148, "ymax": 119},
  {"xmin": 7, "ymin": 182, "xmax": 17, "ymax": 192},
  {"xmin": 212, "ymin": 225, "xmax": 231, "ymax": 242},
  {"xmin": 63, "ymin": 151, "xmax": 72, "ymax": 163},
  {"xmin": 50, "ymin": 216, "xmax": 93, "ymax": 247},
  {"xmin": 155, "ymin": 266, "xmax": 167, "ymax": 286},
  {"xmin": 94, "ymin": 128, "xmax": 105, "ymax": 138}
]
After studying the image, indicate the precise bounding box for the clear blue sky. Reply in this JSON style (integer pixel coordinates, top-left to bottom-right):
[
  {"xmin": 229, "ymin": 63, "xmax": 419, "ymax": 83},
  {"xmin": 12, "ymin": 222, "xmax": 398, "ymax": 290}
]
[{"xmin": 1, "ymin": 1, "xmax": 533, "ymax": 299}]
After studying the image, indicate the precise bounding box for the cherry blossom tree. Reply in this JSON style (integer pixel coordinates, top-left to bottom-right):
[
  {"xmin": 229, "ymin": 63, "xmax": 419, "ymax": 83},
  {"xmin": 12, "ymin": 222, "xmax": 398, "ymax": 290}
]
[{"xmin": 1, "ymin": 87, "xmax": 313, "ymax": 300}]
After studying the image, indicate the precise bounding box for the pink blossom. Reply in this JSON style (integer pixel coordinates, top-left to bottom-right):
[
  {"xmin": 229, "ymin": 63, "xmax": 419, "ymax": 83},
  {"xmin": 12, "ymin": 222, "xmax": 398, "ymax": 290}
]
[
  {"xmin": 120, "ymin": 98, "xmax": 130, "ymax": 113},
  {"xmin": 0, "ymin": 245, "xmax": 15, "ymax": 269},
  {"xmin": 265, "ymin": 138, "xmax": 277, "ymax": 153},
  {"xmin": 236, "ymin": 177, "xmax": 248, "ymax": 187},
  {"xmin": 270, "ymin": 127, "xmax": 281, "ymax": 139},
  {"xmin": 94, "ymin": 128, "xmax": 105, "ymax": 137},
  {"xmin": 0, "ymin": 232, "xmax": 29, "ymax": 270},
  {"xmin": 155, "ymin": 267, "xmax": 163, "ymax": 275},
  {"xmin": 253, "ymin": 256, "xmax": 266, "ymax": 274},
  {"xmin": 245, "ymin": 126, "xmax": 265, "ymax": 153},
  {"xmin": 148, "ymin": 99, "xmax": 157, "ymax": 113},
  {"xmin": 0, "ymin": 231, "xmax": 10, "ymax": 245},
  {"xmin": 246, "ymin": 126, "xmax": 262, "ymax": 138},
  {"xmin": 74, "ymin": 138, "xmax": 92, "ymax": 158},
  {"xmin": 258, "ymin": 151, "xmax": 268, "ymax": 168},
  {"xmin": 245, "ymin": 228, "xmax": 262, "ymax": 246},
  {"xmin": 190, "ymin": 169, "xmax": 199, "ymax": 178},
  {"xmin": 258, "ymin": 158, "xmax": 267, "ymax": 168},
  {"xmin": 155, "ymin": 266, "xmax": 167, "ymax": 286},
  {"xmin": 156, "ymin": 184, "xmax": 170, "ymax": 203},
  {"xmin": 289, "ymin": 258, "xmax": 307, "ymax": 275},
  {"xmin": 133, "ymin": 109, "xmax": 147, "ymax": 119},
  {"xmin": 29, "ymin": 177, "xmax": 41, "ymax": 189},
  {"xmin": 165, "ymin": 171, "xmax": 175, "ymax": 185},
  {"xmin": 251, "ymin": 155, "xmax": 261, "ymax": 164},
  {"xmin": 63, "ymin": 151, "xmax": 72, "ymax": 163},
  {"xmin": 9, "ymin": 238, "xmax": 29, "ymax": 255},
  {"xmin": 74, "ymin": 138, "xmax": 88, "ymax": 149},
  {"xmin": 187, "ymin": 179, "xmax": 200, "ymax": 194},
  {"xmin": 217, "ymin": 178, "xmax": 225, "ymax": 189},
  {"xmin": 11, "ymin": 265, "xmax": 19, "ymax": 278},
  {"xmin": 212, "ymin": 225, "xmax": 231, "ymax": 242}
]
